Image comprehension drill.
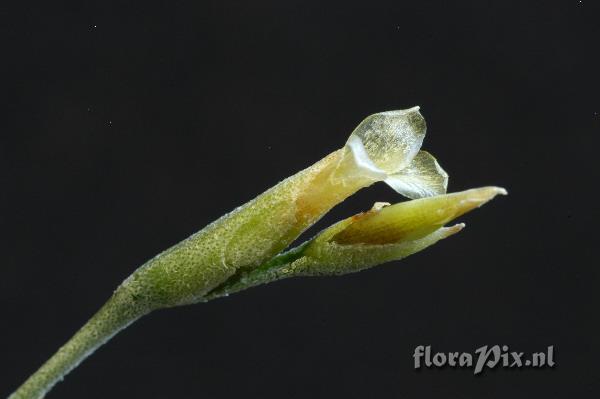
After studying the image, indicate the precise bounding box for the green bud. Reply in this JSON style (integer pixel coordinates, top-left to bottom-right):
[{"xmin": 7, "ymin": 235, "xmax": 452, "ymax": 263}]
[
  {"xmin": 206, "ymin": 187, "xmax": 506, "ymax": 299},
  {"xmin": 295, "ymin": 186, "xmax": 506, "ymax": 276}
]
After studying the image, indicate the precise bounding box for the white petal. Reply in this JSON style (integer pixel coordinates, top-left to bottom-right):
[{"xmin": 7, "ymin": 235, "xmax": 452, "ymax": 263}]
[
  {"xmin": 345, "ymin": 134, "xmax": 388, "ymax": 180},
  {"xmin": 384, "ymin": 151, "xmax": 448, "ymax": 199},
  {"xmin": 345, "ymin": 106, "xmax": 426, "ymax": 176}
]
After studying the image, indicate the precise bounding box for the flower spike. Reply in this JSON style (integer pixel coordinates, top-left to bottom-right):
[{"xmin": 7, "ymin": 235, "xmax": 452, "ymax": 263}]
[{"xmin": 9, "ymin": 109, "xmax": 502, "ymax": 399}]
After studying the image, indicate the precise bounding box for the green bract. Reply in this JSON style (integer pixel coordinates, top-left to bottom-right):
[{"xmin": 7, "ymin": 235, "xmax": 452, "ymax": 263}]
[
  {"xmin": 9, "ymin": 108, "xmax": 505, "ymax": 399},
  {"xmin": 205, "ymin": 187, "xmax": 506, "ymax": 300}
]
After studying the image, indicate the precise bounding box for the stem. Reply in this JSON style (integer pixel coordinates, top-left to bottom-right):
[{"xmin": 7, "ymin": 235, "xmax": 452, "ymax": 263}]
[
  {"xmin": 204, "ymin": 242, "xmax": 310, "ymax": 301},
  {"xmin": 9, "ymin": 287, "xmax": 150, "ymax": 399}
]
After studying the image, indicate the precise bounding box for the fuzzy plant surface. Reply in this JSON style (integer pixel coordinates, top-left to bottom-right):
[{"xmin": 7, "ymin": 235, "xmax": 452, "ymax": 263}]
[{"xmin": 8, "ymin": 107, "xmax": 506, "ymax": 399}]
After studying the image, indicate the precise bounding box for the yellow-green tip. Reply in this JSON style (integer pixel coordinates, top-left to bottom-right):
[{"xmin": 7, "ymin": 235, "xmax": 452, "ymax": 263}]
[
  {"xmin": 288, "ymin": 187, "xmax": 507, "ymax": 277},
  {"xmin": 331, "ymin": 186, "xmax": 507, "ymax": 245}
]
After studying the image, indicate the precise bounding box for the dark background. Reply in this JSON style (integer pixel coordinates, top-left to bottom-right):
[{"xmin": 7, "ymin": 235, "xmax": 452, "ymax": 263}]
[{"xmin": 2, "ymin": 1, "xmax": 598, "ymax": 398}]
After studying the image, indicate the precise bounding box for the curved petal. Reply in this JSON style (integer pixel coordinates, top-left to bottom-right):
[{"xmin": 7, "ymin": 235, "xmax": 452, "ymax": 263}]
[
  {"xmin": 345, "ymin": 134, "xmax": 389, "ymax": 180},
  {"xmin": 345, "ymin": 106, "xmax": 426, "ymax": 176},
  {"xmin": 384, "ymin": 151, "xmax": 448, "ymax": 199}
]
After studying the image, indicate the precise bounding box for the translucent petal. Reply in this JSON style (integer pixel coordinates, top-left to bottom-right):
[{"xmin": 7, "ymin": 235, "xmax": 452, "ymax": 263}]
[
  {"xmin": 345, "ymin": 135, "xmax": 388, "ymax": 180},
  {"xmin": 346, "ymin": 106, "xmax": 426, "ymax": 175},
  {"xmin": 384, "ymin": 151, "xmax": 449, "ymax": 199}
]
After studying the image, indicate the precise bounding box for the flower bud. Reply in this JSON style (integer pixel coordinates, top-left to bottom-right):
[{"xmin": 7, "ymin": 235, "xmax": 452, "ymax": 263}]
[
  {"xmin": 288, "ymin": 186, "xmax": 507, "ymax": 277},
  {"xmin": 205, "ymin": 187, "xmax": 506, "ymax": 299}
]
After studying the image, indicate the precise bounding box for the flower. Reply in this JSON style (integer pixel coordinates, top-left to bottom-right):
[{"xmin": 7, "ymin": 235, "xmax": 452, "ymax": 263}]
[
  {"xmin": 343, "ymin": 106, "xmax": 448, "ymax": 199},
  {"xmin": 9, "ymin": 107, "xmax": 506, "ymax": 399},
  {"xmin": 126, "ymin": 107, "xmax": 446, "ymax": 307}
]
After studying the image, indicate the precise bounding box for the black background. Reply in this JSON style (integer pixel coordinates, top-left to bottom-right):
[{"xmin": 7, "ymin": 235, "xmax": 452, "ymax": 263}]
[{"xmin": 2, "ymin": 1, "xmax": 598, "ymax": 398}]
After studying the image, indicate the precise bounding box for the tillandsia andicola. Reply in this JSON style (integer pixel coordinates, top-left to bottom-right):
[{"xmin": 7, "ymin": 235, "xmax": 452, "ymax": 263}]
[{"xmin": 9, "ymin": 107, "xmax": 506, "ymax": 399}]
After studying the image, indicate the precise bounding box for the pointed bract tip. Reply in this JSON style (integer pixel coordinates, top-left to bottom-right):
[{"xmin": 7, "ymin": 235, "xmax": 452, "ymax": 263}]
[
  {"xmin": 371, "ymin": 201, "xmax": 391, "ymax": 211},
  {"xmin": 440, "ymin": 223, "xmax": 465, "ymax": 238},
  {"xmin": 462, "ymin": 186, "xmax": 508, "ymax": 208}
]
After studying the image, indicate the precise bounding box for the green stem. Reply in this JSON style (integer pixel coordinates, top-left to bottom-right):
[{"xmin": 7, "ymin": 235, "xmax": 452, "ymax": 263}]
[
  {"xmin": 204, "ymin": 241, "xmax": 310, "ymax": 301},
  {"xmin": 9, "ymin": 287, "xmax": 150, "ymax": 399}
]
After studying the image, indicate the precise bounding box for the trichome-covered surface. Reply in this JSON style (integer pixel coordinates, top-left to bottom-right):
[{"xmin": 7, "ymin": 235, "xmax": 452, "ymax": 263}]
[{"xmin": 9, "ymin": 107, "xmax": 505, "ymax": 399}]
